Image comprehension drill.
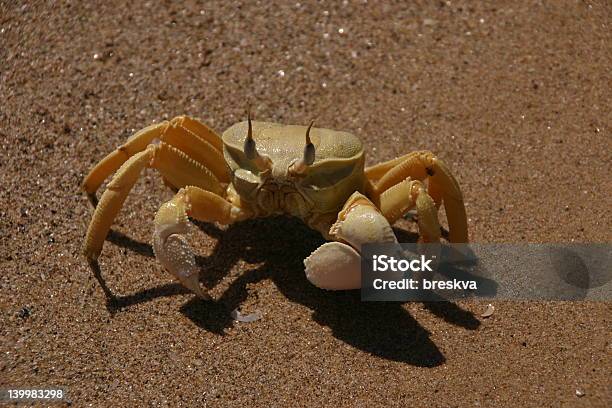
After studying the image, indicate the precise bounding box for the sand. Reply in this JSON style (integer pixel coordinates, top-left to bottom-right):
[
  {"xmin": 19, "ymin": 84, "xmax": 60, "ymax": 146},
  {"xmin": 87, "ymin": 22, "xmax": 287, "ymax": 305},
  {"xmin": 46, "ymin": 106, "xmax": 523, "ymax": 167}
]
[{"xmin": 1, "ymin": 1, "xmax": 611, "ymax": 406}]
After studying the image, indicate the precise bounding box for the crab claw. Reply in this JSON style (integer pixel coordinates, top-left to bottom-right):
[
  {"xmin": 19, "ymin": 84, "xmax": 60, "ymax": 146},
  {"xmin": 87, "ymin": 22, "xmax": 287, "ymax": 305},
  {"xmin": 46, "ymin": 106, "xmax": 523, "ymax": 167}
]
[
  {"xmin": 153, "ymin": 197, "xmax": 211, "ymax": 300},
  {"xmin": 329, "ymin": 196, "xmax": 398, "ymax": 249},
  {"xmin": 304, "ymin": 192, "xmax": 400, "ymax": 290},
  {"xmin": 304, "ymin": 242, "xmax": 362, "ymax": 290}
]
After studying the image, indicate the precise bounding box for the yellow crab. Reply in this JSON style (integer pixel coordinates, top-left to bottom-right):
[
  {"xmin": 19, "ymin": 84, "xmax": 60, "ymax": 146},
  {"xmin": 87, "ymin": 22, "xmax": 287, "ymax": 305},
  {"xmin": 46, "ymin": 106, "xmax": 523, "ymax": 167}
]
[{"xmin": 82, "ymin": 114, "xmax": 468, "ymax": 300}]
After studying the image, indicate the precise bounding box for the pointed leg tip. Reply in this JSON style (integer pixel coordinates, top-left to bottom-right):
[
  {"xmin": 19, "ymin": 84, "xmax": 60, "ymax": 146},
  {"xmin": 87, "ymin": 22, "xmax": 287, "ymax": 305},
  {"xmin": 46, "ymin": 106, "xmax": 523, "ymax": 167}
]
[
  {"xmin": 86, "ymin": 192, "xmax": 99, "ymax": 208},
  {"xmin": 86, "ymin": 257, "xmax": 117, "ymax": 302},
  {"xmin": 86, "ymin": 257, "xmax": 100, "ymax": 273},
  {"xmin": 440, "ymin": 227, "xmax": 450, "ymax": 240}
]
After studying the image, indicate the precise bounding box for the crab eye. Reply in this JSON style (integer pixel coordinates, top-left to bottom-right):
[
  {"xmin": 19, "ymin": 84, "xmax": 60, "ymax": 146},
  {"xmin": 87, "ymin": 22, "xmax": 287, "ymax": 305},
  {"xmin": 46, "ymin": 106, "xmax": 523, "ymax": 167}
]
[
  {"xmin": 243, "ymin": 111, "xmax": 258, "ymax": 160},
  {"xmin": 242, "ymin": 111, "xmax": 273, "ymax": 173},
  {"xmin": 303, "ymin": 120, "xmax": 316, "ymax": 165},
  {"xmin": 289, "ymin": 120, "xmax": 316, "ymax": 176}
]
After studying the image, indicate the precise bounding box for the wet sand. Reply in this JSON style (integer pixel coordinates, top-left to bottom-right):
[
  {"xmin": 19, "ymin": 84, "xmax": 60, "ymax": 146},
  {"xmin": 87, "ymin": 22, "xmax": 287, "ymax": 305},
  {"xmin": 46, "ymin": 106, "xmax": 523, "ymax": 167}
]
[{"xmin": 1, "ymin": 1, "xmax": 611, "ymax": 406}]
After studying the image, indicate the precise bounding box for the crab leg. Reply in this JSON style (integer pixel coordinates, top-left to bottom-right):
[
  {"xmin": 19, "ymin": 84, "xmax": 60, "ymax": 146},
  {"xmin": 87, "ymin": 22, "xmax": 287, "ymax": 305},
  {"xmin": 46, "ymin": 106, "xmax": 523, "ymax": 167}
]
[
  {"xmin": 81, "ymin": 123, "xmax": 165, "ymax": 206},
  {"xmin": 81, "ymin": 116, "xmax": 228, "ymax": 206},
  {"xmin": 83, "ymin": 142, "xmax": 224, "ymax": 299},
  {"xmin": 304, "ymin": 192, "xmax": 399, "ymax": 290},
  {"xmin": 379, "ymin": 178, "xmax": 441, "ymax": 242},
  {"xmin": 364, "ymin": 151, "xmax": 420, "ymax": 182},
  {"xmin": 157, "ymin": 117, "xmax": 229, "ymax": 184},
  {"xmin": 366, "ymin": 151, "xmax": 468, "ymax": 243},
  {"xmin": 153, "ymin": 186, "xmax": 248, "ymax": 298}
]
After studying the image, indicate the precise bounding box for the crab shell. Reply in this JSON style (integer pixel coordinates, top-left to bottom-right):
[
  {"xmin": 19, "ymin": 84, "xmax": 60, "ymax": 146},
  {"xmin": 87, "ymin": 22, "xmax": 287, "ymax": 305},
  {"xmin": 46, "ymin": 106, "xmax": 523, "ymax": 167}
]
[{"xmin": 222, "ymin": 121, "xmax": 367, "ymax": 219}]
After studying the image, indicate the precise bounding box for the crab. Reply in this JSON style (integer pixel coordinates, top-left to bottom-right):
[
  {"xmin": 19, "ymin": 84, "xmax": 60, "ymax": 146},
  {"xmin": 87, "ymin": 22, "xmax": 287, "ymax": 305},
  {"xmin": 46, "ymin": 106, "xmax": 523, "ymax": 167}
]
[{"xmin": 82, "ymin": 114, "xmax": 468, "ymax": 300}]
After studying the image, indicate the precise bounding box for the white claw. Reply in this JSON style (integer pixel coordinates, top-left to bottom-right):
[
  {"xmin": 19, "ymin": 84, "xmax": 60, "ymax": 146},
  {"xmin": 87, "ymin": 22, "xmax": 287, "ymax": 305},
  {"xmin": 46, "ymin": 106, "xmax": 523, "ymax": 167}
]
[
  {"xmin": 153, "ymin": 217, "xmax": 210, "ymax": 300},
  {"xmin": 304, "ymin": 242, "xmax": 362, "ymax": 290},
  {"xmin": 330, "ymin": 201, "xmax": 398, "ymax": 249},
  {"xmin": 305, "ymin": 193, "xmax": 402, "ymax": 291}
]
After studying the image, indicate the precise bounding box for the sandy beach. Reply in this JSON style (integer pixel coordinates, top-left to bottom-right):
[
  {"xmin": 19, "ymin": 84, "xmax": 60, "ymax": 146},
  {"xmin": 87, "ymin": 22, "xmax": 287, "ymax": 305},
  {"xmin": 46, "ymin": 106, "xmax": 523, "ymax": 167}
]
[{"xmin": 1, "ymin": 1, "xmax": 610, "ymax": 406}]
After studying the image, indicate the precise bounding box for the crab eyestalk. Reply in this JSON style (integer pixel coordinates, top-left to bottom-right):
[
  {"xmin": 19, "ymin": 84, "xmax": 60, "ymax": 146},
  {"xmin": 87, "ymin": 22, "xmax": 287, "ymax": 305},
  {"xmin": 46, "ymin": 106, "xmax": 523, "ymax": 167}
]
[
  {"xmin": 290, "ymin": 120, "xmax": 316, "ymax": 175},
  {"xmin": 243, "ymin": 111, "xmax": 272, "ymax": 172},
  {"xmin": 243, "ymin": 110, "xmax": 257, "ymax": 159}
]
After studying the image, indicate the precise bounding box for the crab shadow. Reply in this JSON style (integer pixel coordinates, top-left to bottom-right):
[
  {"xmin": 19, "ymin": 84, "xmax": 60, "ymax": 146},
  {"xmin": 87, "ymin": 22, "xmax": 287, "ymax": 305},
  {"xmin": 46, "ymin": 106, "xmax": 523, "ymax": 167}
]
[{"xmin": 106, "ymin": 217, "xmax": 480, "ymax": 366}]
